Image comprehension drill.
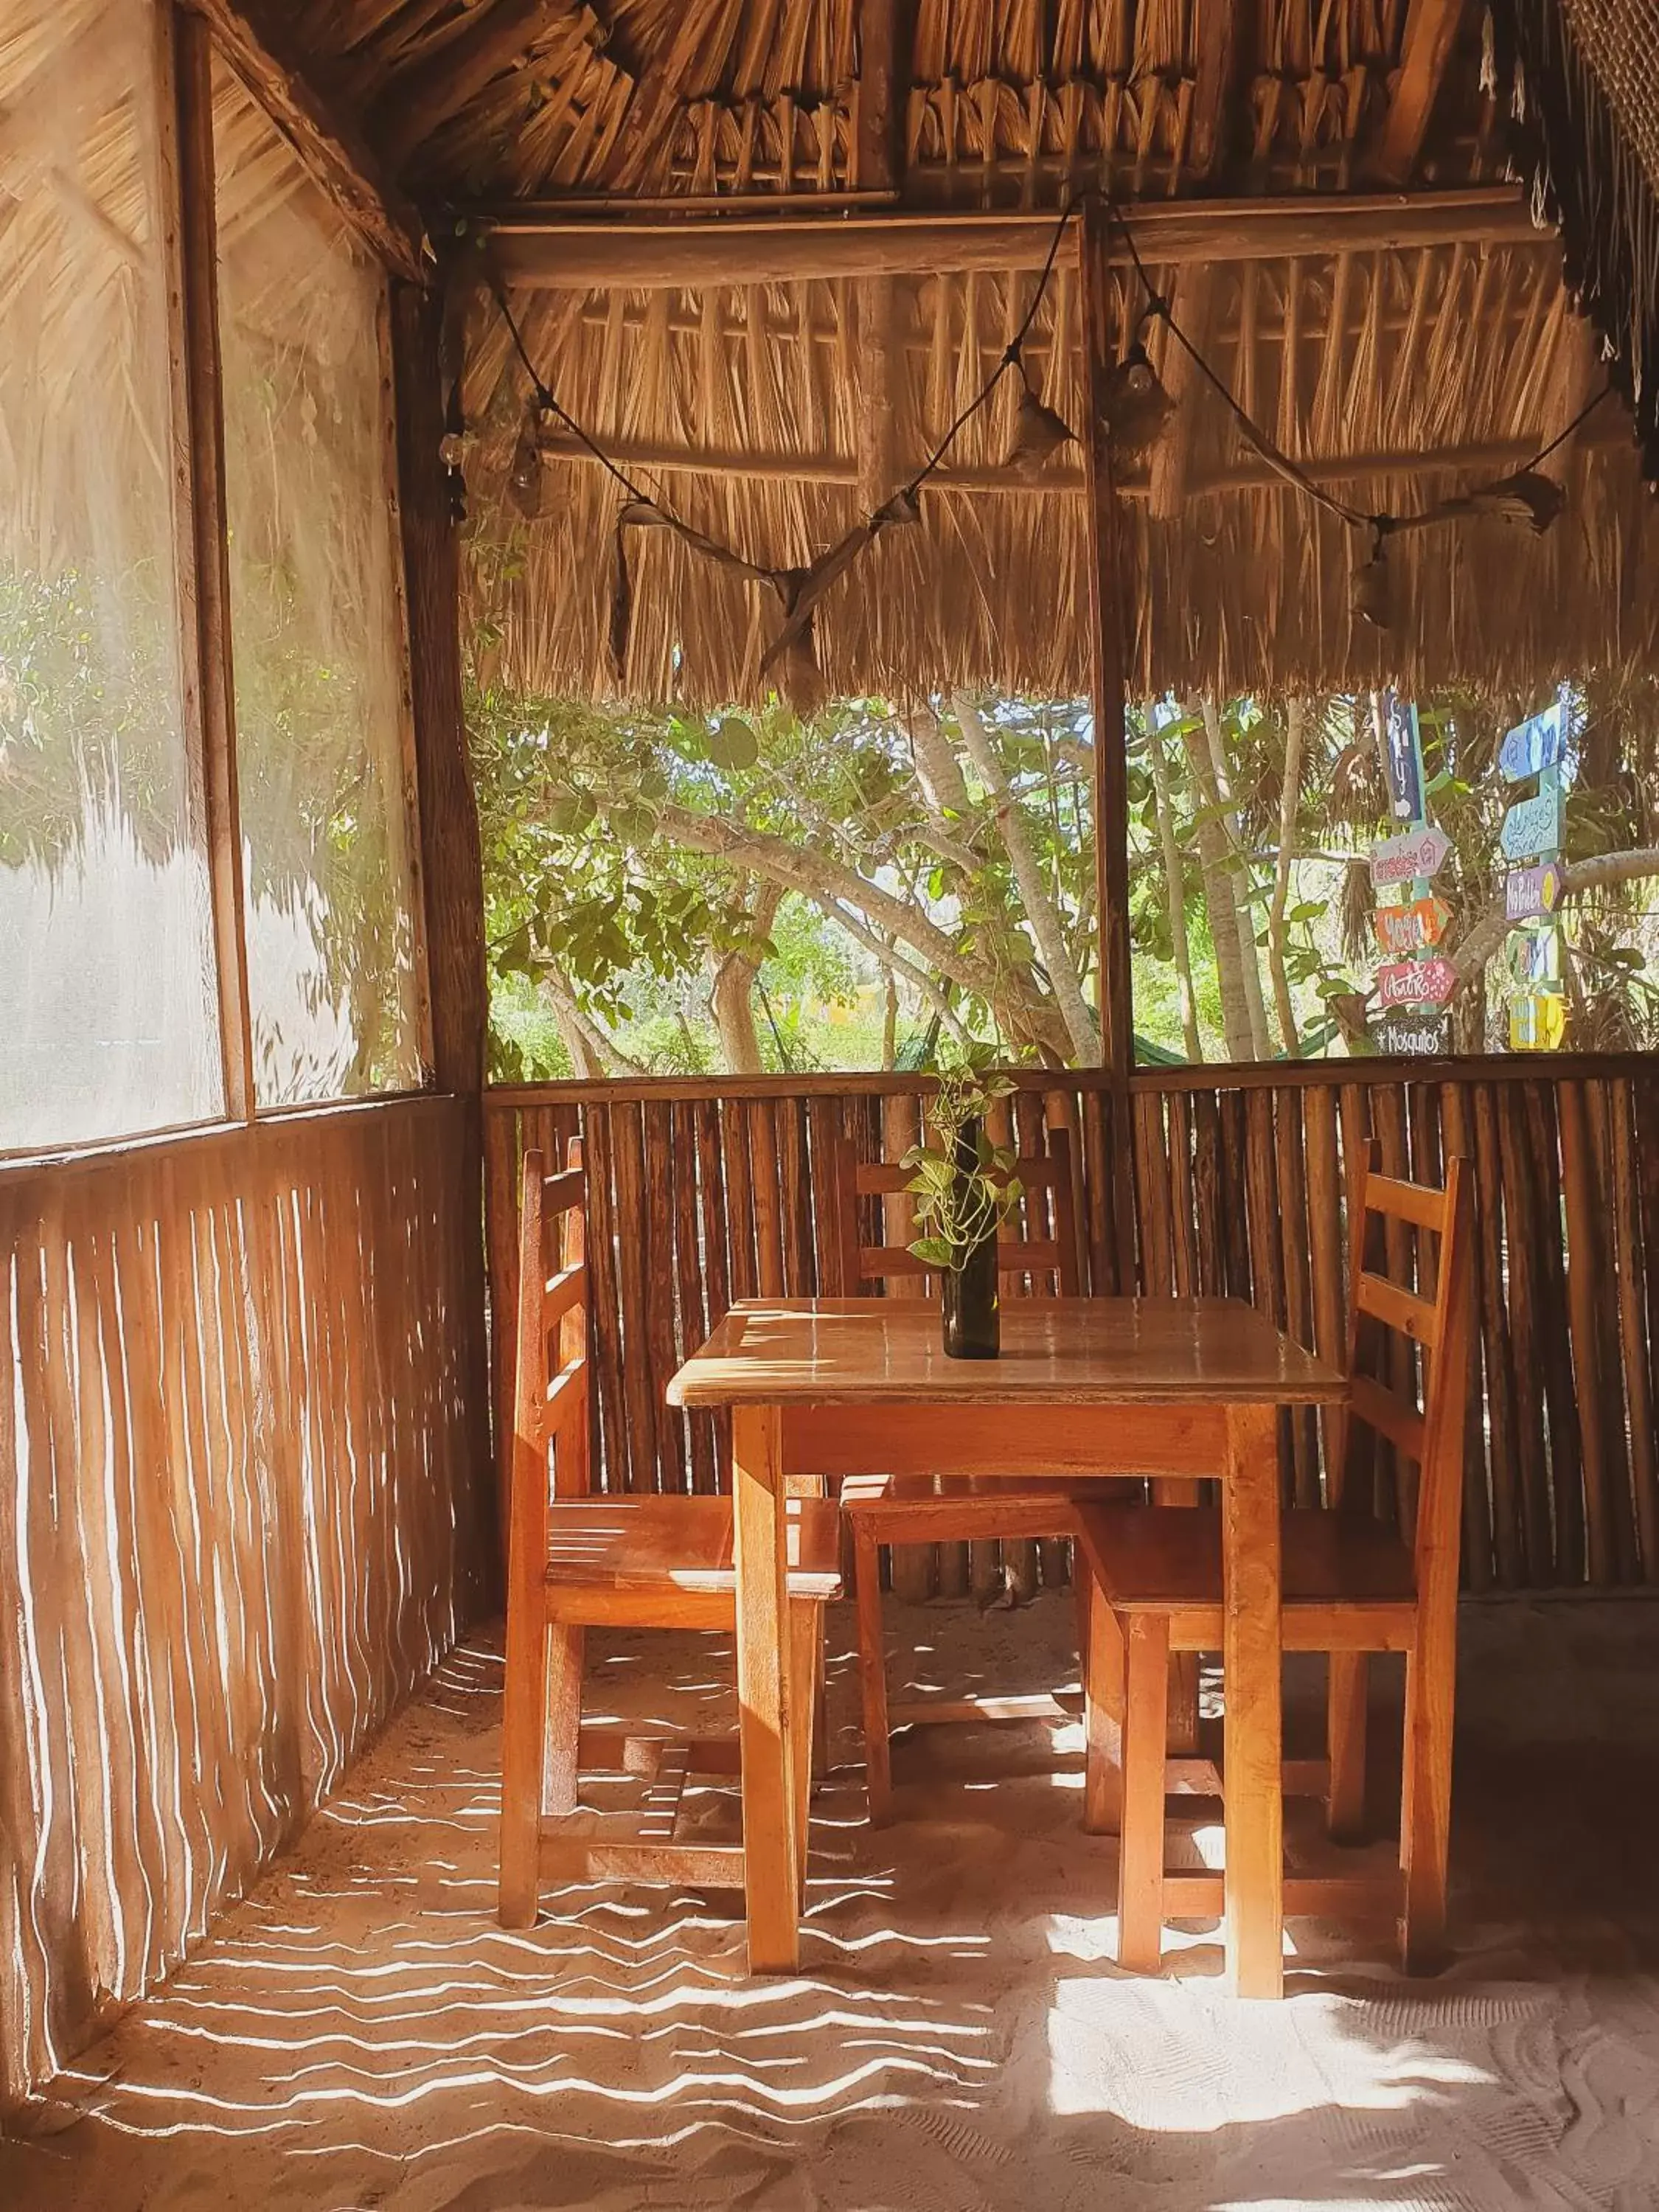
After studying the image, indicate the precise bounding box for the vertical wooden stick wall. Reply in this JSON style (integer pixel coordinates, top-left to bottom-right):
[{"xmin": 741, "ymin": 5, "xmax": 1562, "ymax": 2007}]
[
  {"xmin": 485, "ymin": 1062, "xmax": 1659, "ymax": 1602},
  {"xmin": 0, "ymin": 1101, "xmax": 487, "ymax": 2108}
]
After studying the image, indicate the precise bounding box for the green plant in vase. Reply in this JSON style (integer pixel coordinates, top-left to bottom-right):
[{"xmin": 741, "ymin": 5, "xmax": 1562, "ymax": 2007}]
[{"xmin": 903, "ymin": 1062, "xmax": 1023, "ymax": 1358}]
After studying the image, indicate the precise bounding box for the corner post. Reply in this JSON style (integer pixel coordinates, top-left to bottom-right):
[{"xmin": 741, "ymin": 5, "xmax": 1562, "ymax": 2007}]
[
  {"xmin": 162, "ymin": 4, "xmax": 254, "ymax": 1120},
  {"xmin": 388, "ymin": 271, "xmax": 497, "ymax": 1595},
  {"xmin": 1078, "ymin": 197, "xmax": 1138, "ymax": 1289}
]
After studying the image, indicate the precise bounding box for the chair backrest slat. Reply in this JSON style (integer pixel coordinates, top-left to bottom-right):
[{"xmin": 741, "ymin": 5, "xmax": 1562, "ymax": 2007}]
[
  {"xmin": 1354, "ymin": 1270, "xmax": 1440, "ymax": 1348},
  {"xmin": 1338, "ymin": 1139, "xmax": 1472, "ymax": 1604},
  {"xmin": 512, "ymin": 1138, "xmax": 591, "ymax": 1537},
  {"xmin": 837, "ymin": 1126, "xmax": 1081, "ymax": 1298}
]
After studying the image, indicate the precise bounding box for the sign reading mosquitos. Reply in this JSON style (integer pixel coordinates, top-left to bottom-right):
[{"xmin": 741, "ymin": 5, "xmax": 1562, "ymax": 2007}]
[
  {"xmin": 1378, "ymin": 1011, "xmax": 1451, "ymax": 1057},
  {"xmin": 1374, "ymin": 894, "xmax": 1453, "ymax": 956}
]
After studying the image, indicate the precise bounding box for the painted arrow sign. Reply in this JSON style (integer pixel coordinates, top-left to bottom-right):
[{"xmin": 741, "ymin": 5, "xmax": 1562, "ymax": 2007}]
[
  {"xmin": 1505, "ymin": 858, "xmax": 1566, "ymax": 920},
  {"xmin": 1507, "ymin": 928, "xmax": 1562, "ymax": 989},
  {"xmin": 1377, "ymin": 956, "xmax": 1458, "ymax": 1008},
  {"xmin": 1499, "ymin": 703, "xmax": 1568, "ymax": 783},
  {"xmin": 1374, "ymin": 894, "xmax": 1453, "ymax": 956},
  {"xmin": 1370, "ymin": 824, "xmax": 1451, "ymax": 888},
  {"xmin": 1378, "ymin": 1011, "xmax": 1450, "ymax": 1057},
  {"xmin": 1509, "ymin": 990, "xmax": 1567, "ymax": 1052},
  {"xmin": 1498, "ymin": 785, "xmax": 1565, "ymax": 862}
]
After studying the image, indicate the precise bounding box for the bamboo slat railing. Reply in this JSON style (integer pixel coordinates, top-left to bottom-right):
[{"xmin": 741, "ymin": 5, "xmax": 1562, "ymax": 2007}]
[
  {"xmin": 0, "ymin": 1096, "xmax": 490, "ymax": 2107},
  {"xmin": 484, "ymin": 1059, "xmax": 1659, "ymax": 1601}
]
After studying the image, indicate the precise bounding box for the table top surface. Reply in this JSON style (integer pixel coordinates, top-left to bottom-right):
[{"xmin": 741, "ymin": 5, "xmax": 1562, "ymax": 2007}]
[{"xmin": 666, "ymin": 1296, "xmax": 1348, "ymax": 1410}]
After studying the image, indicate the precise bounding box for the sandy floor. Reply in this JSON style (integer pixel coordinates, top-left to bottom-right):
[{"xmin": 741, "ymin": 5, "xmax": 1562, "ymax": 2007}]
[{"xmin": 4, "ymin": 1593, "xmax": 1659, "ymax": 2212}]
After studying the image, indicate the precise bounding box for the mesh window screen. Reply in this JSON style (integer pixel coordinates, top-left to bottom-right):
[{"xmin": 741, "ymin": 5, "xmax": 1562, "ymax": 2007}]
[
  {"xmin": 213, "ymin": 57, "xmax": 423, "ymax": 1107},
  {"xmin": 0, "ymin": 0, "xmax": 223, "ymax": 1152}
]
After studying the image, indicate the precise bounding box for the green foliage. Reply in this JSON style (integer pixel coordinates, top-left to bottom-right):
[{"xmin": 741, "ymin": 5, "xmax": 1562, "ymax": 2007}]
[
  {"xmin": 902, "ymin": 1060, "xmax": 1022, "ymax": 1271},
  {"xmin": 469, "ymin": 679, "xmax": 1099, "ymax": 1074}
]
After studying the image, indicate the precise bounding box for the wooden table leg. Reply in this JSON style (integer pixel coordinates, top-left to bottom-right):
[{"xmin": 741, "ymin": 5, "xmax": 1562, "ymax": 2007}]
[
  {"xmin": 1221, "ymin": 1402, "xmax": 1283, "ymax": 1999},
  {"xmin": 732, "ymin": 1402, "xmax": 799, "ymax": 1972}
]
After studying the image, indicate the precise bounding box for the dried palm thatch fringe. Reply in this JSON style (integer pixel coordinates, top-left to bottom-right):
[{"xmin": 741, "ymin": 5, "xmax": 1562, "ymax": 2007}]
[
  {"xmin": 1488, "ymin": 0, "xmax": 1659, "ymax": 481},
  {"xmin": 463, "ymin": 222, "xmax": 1659, "ymax": 706},
  {"xmin": 488, "ymin": 200, "xmax": 1073, "ymax": 692}
]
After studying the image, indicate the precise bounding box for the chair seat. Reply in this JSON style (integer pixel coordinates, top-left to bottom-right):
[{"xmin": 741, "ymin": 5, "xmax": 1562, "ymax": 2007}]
[
  {"xmin": 546, "ymin": 1495, "xmax": 842, "ymax": 1599},
  {"xmin": 840, "ymin": 1471, "xmax": 1083, "ymax": 1512},
  {"xmin": 1074, "ymin": 1503, "xmax": 1417, "ymax": 1612}
]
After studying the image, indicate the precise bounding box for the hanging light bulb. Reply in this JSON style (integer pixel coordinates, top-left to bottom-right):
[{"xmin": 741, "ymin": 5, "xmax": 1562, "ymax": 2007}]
[
  {"xmin": 1099, "ymin": 327, "xmax": 1175, "ymax": 465},
  {"xmin": 1004, "ymin": 355, "xmax": 1075, "ymax": 479},
  {"xmin": 870, "ymin": 486, "xmax": 922, "ymax": 534},
  {"xmin": 507, "ymin": 398, "xmax": 542, "ymax": 519},
  {"xmin": 1462, "ymin": 468, "xmax": 1567, "ymax": 532},
  {"xmin": 1350, "ymin": 523, "xmax": 1391, "ymax": 630}
]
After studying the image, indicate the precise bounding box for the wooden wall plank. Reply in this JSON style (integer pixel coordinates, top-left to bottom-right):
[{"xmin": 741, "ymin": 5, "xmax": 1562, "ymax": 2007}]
[{"xmin": 0, "ymin": 1099, "xmax": 480, "ymax": 2105}]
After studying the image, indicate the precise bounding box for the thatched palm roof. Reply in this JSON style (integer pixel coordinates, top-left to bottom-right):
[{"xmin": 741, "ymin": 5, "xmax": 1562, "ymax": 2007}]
[{"xmin": 13, "ymin": 0, "xmax": 1659, "ymax": 702}]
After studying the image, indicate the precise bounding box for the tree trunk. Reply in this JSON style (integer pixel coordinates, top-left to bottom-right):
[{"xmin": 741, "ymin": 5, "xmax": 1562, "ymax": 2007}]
[
  {"xmin": 1200, "ymin": 698, "xmax": 1272, "ymax": 1057},
  {"xmin": 1178, "ymin": 706, "xmax": 1255, "ymax": 1061},
  {"xmin": 1147, "ymin": 708, "xmax": 1202, "ymax": 1060},
  {"xmin": 707, "ymin": 882, "xmax": 780, "ymax": 1074},
  {"xmin": 543, "ymin": 970, "xmax": 627, "ymax": 1078},
  {"xmin": 1267, "ymin": 696, "xmax": 1306, "ymax": 1057},
  {"xmin": 951, "ymin": 689, "xmax": 1101, "ymax": 1065}
]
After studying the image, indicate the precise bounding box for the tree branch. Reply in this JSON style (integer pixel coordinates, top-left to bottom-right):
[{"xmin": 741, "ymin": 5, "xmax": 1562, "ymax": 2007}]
[
  {"xmin": 951, "ymin": 690, "xmax": 1102, "ymax": 1065},
  {"xmin": 648, "ymin": 798, "xmax": 1070, "ymax": 1056},
  {"xmin": 1452, "ymin": 846, "xmax": 1659, "ymax": 992}
]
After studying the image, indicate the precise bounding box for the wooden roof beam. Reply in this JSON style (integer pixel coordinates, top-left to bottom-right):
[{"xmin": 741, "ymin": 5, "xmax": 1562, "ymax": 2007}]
[
  {"xmin": 482, "ymin": 186, "xmax": 1548, "ymax": 291},
  {"xmin": 377, "ymin": 0, "xmax": 552, "ymax": 173},
  {"xmin": 536, "ymin": 430, "xmax": 1554, "ymax": 496},
  {"xmin": 1375, "ymin": 0, "xmax": 1470, "ymax": 187},
  {"xmin": 182, "ymin": 0, "xmax": 428, "ymax": 282},
  {"xmin": 1187, "ymin": 0, "xmax": 1245, "ymax": 182}
]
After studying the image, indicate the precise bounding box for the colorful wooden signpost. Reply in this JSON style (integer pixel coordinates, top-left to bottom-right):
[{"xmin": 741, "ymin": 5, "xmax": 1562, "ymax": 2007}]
[
  {"xmin": 1505, "ymin": 858, "xmax": 1565, "ymax": 921},
  {"xmin": 1370, "ymin": 823, "xmax": 1450, "ymax": 888},
  {"xmin": 1369, "ymin": 695, "xmax": 1455, "ymax": 1056},
  {"xmin": 1498, "ymin": 700, "xmax": 1568, "ymax": 782},
  {"xmin": 1374, "ymin": 894, "xmax": 1452, "ymax": 956},
  {"xmin": 1498, "ymin": 776, "xmax": 1565, "ymax": 862},
  {"xmin": 1499, "ymin": 698, "xmax": 1569, "ymax": 1053},
  {"xmin": 1377, "ymin": 956, "xmax": 1457, "ymax": 1008},
  {"xmin": 1377, "ymin": 1010, "xmax": 1450, "ymax": 1056}
]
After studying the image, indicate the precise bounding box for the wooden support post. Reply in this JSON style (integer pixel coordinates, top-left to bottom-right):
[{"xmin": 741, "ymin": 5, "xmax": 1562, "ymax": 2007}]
[
  {"xmin": 1148, "ymin": 264, "xmax": 1214, "ymax": 522},
  {"xmin": 855, "ymin": 0, "xmax": 905, "ymax": 195},
  {"xmin": 389, "ymin": 273, "xmax": 496, "ymax": 1596},
  {"xmin": 1079, "ymin": 198, "xmax": 1138, "ymax": 1288},
  {"xmin": 164, "ymin": 5, "xmax": 254, "ymax": 1122}
]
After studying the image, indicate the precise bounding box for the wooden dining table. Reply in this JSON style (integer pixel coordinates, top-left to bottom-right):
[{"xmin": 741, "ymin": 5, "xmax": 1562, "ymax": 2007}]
[{"xmin": 666, "ymin": 1293, "xmax": 1347, "ymax": 2000}]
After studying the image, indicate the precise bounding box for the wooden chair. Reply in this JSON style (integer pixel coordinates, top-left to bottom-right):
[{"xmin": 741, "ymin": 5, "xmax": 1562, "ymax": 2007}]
[
  {"xmin": 835, "ymin": 1126, "xmax": 1102, "ymax": 1824},
  {"xmin": 1074, "ymin": 1145, "xmax": 1473, "ymax": 1973},
  {"xmin": 498, "ymin": 1142, "xmax": 841, "ymax": 1931}
]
